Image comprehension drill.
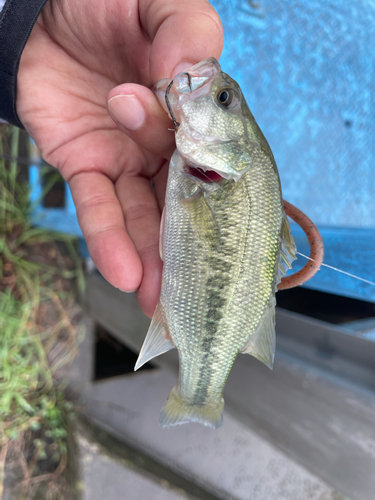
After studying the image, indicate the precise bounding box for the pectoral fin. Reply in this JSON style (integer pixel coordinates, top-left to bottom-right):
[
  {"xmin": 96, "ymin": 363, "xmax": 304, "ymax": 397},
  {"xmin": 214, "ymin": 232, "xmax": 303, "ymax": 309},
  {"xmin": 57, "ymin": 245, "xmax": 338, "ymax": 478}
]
[
  {"xmin": 240, "ymin": 298, "xmax": 276, "ymax": 369},
  {"xmin": 277, "ymin": 213, "xmax": 297, "ymax": 282},
  {"xmin": 134, "ymin": 302, "xmax": 175, "ymax": 371}
]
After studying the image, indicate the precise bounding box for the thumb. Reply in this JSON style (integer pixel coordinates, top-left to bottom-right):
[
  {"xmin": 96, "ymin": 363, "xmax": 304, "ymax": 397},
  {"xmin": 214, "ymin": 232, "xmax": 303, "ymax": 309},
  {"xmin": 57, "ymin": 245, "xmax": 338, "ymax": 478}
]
[
  {"xmin": 107, "ymin": 83, "xmax": 176, "ymax": 159},
  {"xmin": 141, "ymin": 0, "xmax": 224, "ymax": 81}
]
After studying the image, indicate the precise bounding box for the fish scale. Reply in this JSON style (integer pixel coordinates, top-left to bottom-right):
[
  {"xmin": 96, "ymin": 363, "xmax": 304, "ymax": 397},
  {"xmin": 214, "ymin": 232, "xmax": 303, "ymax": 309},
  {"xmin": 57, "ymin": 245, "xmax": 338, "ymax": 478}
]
[{"xmin": 135, "ymin": 58, "xmax": 297, "ymax": 428}]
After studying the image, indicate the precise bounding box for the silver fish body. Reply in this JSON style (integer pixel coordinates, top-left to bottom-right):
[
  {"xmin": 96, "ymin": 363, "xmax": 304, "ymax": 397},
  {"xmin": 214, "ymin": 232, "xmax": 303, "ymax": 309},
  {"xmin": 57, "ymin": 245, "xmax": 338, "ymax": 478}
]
[{"xmin": 135, "ymin": 58, "xmax": 296, "ymax": 428}]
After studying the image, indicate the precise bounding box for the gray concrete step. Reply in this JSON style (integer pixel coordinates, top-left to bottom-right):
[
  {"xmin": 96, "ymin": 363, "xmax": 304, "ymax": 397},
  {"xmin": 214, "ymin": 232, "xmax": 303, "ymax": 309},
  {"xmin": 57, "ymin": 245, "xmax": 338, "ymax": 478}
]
[
  {"xmin": 76, "ymin": 427, "xmax": 189, "ymax": 500},
  {"xmin": 77, "ymin": 370, "xmax": 345, "ymax": 500},
  {"xmin": 80, "ymin": 274, "xmax": 375, "ymax": 500},
  {"xmin": 68, "ymin": 318, "xmax": 346, "ymax": 500}
]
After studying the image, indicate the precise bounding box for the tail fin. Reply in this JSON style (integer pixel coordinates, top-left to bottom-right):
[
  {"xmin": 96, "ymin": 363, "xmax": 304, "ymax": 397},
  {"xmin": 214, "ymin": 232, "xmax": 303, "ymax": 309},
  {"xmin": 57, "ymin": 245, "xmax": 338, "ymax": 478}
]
[{"xmin": 159, "ymin": 385, "xmax": 224, "ymax": 429}]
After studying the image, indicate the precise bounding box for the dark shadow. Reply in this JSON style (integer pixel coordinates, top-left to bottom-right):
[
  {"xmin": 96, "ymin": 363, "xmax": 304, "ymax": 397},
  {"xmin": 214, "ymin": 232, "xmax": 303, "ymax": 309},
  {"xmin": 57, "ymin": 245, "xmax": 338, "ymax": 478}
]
[
  {"xmin": 42, "ymin": 169, "xmax": 66, "ymax": 208},
  {"xmin": 277, "ymin": 287, "xmax": 375, "ymax": 324},
  {"xmin": 94, "ymin": 324, "xmax": 155, "ymax": 381}
]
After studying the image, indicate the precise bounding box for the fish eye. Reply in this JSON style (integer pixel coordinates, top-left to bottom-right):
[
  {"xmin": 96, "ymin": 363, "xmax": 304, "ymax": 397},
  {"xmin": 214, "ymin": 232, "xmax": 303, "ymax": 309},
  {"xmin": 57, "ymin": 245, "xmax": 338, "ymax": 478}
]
[{"xmin": 216, "ymin": 88, "xmax": 234, "ymax": 108}]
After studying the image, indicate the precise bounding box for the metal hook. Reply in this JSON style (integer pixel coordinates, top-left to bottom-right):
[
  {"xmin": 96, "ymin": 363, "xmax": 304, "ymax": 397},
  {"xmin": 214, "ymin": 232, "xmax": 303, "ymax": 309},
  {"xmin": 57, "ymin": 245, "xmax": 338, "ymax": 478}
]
[
  {"xmin": 165, "ymin": 80, "xmax": 179, "ymax": 131},
  {"xmin": 165, "ymin": 73, "xmax": 192, "ymax": 132},
  {"xmin": 180, "ymin": 72, "xmax": 192, "ymax": 92}
]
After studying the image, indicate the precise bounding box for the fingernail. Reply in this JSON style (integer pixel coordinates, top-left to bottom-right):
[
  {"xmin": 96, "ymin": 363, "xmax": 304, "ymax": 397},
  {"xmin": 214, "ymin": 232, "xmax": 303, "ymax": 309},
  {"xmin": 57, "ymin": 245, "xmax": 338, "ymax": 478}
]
[
  {"xmin": 172, "ymin": 61, "xmax": 194, "ymax": 77},
  {"xmin": 108, "ymin": 94, "xmax": 146, "ymax": 131}
]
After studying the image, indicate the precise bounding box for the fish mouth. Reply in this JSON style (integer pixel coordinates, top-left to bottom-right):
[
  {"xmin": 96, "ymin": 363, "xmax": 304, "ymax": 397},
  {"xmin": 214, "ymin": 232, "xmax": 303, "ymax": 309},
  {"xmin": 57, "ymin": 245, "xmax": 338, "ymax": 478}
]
[
  {"xmin": 186, "ymin": 165, "xmax": 223, "ymax": 183},
  {"xmin": 177, "ymin": 129, "xmax": 245, "ymax": 183},
  {"xmin": 182, "ymin": 152, "xmax": 237, "ymax": 183}
]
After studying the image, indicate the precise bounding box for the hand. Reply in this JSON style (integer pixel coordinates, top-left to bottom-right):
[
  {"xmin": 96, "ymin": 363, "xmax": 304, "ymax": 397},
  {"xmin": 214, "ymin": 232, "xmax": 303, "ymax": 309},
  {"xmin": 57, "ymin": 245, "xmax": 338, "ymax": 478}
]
[{"xmin": 17, "ymin": 0, "xmax": 223, "ymax": 317}]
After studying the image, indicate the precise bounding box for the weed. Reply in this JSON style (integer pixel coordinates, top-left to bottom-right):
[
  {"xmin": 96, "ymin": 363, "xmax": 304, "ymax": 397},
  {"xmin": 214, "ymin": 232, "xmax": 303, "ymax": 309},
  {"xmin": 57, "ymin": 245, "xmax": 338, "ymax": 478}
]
[{"xmin": 0, "ymin": 125, "xmax": 84, "ymax": 499}]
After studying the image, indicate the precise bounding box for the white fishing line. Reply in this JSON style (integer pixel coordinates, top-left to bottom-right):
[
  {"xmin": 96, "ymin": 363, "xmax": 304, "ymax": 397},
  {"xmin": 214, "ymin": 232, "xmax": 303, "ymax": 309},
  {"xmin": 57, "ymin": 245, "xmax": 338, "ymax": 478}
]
[
  {"xmin": 297, "ymin": 252, "xmax": 375, "ymax": 287},
  {"xmin": 194, "ymin": 168, "xmax": 227, "ymax": 194}
]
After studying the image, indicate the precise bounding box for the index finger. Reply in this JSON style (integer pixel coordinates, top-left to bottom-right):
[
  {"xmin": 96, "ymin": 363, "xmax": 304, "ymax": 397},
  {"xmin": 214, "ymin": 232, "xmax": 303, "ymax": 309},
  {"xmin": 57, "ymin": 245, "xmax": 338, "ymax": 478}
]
[{"xmin": 140, "ymin": 0, "xmax": 224, "ymax": 81}]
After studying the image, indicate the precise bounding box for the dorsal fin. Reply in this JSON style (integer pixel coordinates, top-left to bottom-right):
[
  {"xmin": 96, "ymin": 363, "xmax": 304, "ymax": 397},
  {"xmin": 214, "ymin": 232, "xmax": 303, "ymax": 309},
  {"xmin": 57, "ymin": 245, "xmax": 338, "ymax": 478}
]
[
  {"xmin": 134, "ymin": 302, "xmax": 175, "ymax": 371},
  {"xmin": 277, "ymin": 213, "xmax": 297, "ymax": 283},
  {"xmin": 239, "ymin": 297, "xmax": 276, "ymax": 369}
]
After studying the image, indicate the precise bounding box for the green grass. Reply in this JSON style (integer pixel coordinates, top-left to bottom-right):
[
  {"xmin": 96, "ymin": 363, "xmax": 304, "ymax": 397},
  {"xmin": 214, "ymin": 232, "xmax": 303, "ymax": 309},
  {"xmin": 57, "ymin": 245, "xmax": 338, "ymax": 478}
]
[{"xmin": 0, "ymin": 125, "xmax": 84, "ymax": 499}]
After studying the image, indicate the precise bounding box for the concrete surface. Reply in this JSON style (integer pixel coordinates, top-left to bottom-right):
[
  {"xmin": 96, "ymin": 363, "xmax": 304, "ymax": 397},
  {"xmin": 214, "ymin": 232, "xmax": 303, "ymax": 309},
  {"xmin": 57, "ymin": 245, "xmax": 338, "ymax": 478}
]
[
  {"xmin": 80, "ymin": 371, "xmax": 346, "ymax": 500},
  {"xmin": 82, "ymin": 274, "xmax": 375, "ymax": 500},
  {"xmin": 69, "ymin": 321, "xmax": 347, "ymax": 500},
  {"xmin": 76, "ymin": 431, "xmax": 188, "ymax": 500}
]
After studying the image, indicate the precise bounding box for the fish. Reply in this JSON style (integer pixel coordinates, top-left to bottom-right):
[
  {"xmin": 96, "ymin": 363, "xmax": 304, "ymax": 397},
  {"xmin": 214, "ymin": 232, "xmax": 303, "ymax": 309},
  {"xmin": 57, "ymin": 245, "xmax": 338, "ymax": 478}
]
[{"xmin": 134, "ymin": 57, "xmax": 297, "ymax": 429}]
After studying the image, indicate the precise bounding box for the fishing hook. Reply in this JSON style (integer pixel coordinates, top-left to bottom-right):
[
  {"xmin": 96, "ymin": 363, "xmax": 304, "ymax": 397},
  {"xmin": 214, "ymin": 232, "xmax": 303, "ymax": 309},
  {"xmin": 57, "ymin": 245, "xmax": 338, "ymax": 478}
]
[
  {"xmin": 165, "ymin": 80, "xmax": 179, "ymax": 131},
  {"xmin": 165, "ymin": 73, "xmax": 192, "ymax": 132},
  {"xmin": 180, "ymin": 72, "xmax": 192, "ymax": 92}
]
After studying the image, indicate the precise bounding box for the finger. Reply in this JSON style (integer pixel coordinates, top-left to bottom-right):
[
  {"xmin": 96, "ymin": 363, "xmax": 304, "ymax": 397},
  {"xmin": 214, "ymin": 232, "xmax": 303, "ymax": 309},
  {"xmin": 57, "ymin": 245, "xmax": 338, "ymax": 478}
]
[
  {"xmin": 107, "ymin": 83, "xmax": 176, "ymax": 159},
  {"xmin": 116, "ymin": 174, "xmax": 163, "ymax": 318},
  {"xmin": 140, "ymin": 0, "xmax": 224, "ymax": 81},
  {"xmin": 69, "ymin": 171, "xmax": 143, "ymax": 292}
]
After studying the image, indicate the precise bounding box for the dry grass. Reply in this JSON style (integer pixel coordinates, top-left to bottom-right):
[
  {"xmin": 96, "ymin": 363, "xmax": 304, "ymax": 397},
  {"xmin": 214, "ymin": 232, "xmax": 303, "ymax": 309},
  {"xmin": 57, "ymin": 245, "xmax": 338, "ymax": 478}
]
[{"xmin": 0, "ymin": 125, "xmax": 84, "ymax": 500}]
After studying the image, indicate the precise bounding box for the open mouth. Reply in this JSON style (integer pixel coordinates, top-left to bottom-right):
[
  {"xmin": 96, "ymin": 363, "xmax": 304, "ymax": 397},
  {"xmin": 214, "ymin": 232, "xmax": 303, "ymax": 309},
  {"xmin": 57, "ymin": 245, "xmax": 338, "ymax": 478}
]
[{"xmin": 187, "ymin": 166, "xmax": 223, "ymax": 183}]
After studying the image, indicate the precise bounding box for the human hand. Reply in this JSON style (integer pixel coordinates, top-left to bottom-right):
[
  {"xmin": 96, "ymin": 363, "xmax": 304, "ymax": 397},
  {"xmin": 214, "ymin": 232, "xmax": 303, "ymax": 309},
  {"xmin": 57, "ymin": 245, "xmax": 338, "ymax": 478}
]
[{"xmin": 17, "ymin": 0, "xmax": 223, "ymax": 317}]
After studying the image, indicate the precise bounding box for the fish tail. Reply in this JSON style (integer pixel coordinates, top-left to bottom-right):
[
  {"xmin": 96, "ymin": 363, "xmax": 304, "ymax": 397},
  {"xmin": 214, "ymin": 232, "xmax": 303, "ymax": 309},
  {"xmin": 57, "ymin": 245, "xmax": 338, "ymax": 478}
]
[{"xmin": 159, "ymin": 385, "xmax": 224, "ymax": 429}]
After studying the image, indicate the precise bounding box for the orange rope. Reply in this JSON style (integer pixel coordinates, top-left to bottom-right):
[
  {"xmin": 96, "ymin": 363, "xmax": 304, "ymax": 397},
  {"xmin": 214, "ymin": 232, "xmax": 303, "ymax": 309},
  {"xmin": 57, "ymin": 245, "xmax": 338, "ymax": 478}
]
[{"xmin": 278, "ymin": 200, "xmax": 324, "ymax": 290}]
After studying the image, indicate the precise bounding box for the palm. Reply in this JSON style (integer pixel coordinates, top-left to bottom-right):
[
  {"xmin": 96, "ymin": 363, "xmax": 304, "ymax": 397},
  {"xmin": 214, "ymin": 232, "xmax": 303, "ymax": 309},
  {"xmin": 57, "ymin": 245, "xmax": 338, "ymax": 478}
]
[
  {"xmin": 19, "ymin": 0, "xmax": 162, "ymax": 177},
  {"xmin": 17, "ymin": 0, "xmax": 223, "ymax": 316}
]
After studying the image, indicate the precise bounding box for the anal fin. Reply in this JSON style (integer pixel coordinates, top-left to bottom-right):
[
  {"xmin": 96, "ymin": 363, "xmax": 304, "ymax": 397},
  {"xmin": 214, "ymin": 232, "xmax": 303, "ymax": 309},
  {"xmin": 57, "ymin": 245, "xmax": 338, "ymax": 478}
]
[
  {"xmin": 240, "ymin": 298, "xmax": 276, "ymax": 369},
  {"xmin": 135, "ymin": 301, "xmax": 175, "ymax": 371}
]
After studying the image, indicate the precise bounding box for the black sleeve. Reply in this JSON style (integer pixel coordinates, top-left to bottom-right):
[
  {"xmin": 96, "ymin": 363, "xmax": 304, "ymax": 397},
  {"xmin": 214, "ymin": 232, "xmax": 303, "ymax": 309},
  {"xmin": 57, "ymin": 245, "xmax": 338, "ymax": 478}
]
[{"xmin": 0, "ymin": 0, "xmax": 48, "ymax": 128}]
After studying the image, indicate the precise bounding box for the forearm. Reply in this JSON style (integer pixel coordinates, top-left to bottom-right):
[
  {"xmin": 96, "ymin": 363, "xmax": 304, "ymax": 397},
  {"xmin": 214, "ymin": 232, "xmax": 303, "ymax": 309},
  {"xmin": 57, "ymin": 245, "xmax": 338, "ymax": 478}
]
[{"xmin": 0, "ymin": 0, "xmax": 47, "ymax": 127}]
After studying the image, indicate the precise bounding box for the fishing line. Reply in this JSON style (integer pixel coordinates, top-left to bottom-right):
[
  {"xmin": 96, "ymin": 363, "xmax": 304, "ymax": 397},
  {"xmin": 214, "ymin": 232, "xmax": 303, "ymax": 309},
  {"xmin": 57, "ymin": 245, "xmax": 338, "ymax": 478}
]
[
  {"xmin": 9, "ymin": 142, "xmax": 372, "ymax": 288},
  {"xmin": 297, "ymin": 252, "xmax": 375, "ymax": 287},
  {"xmin": 192, "ymin": 168, "xmax": 228, "ymax": 195}
]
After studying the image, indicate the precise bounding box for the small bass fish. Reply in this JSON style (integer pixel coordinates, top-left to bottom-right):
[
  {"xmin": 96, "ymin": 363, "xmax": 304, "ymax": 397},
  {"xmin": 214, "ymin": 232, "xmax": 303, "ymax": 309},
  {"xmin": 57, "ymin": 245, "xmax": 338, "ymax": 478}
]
[{"xmin": 135, "ymin": 58, "xmax": 296, "ymax": 429}]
